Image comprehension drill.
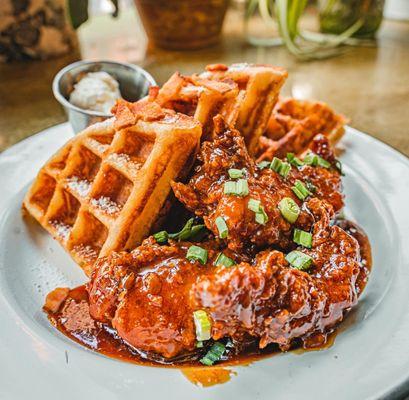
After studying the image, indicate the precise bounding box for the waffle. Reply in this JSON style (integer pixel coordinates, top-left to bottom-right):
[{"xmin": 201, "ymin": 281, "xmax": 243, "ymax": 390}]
[
  {"xmin": 257, "ymin": 97, "xmax": 347, "ymax": 161},
  {"xmin": 149, "ymin": 63, "xmax": 288, "ymax": 155},
  {"xmin": 200, "ymin": 63, "xmax": 288, "ymax": 155},
  {"xmin": 23, "ymin": 100, "xmax": 201, "ymax": 275}
]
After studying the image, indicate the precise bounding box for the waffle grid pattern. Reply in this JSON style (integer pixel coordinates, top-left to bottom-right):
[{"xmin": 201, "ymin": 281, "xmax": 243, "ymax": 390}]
[{"xmin": 24, "ymin": 114, "xmax": 201, "ymax": 273}]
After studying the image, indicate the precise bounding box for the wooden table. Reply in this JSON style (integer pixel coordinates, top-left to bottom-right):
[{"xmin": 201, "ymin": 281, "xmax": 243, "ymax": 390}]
[{"xmin": 1, "ymin": 7, "xmax": 408, "ymax": 156}]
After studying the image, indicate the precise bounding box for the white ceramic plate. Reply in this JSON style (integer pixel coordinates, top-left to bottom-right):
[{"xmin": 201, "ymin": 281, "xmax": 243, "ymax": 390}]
[{"xmin": 0, "ymin": 123, "xmax": 409, "ymax": 400}]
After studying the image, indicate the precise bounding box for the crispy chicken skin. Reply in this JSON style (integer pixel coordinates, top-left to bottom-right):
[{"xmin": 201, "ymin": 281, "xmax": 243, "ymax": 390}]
[
  {"xmin": 172, "ymin": 116, "xmax": 343, "ymax": 253},
  {"xmin": 87, "ymin": 198, "xmax": 363, "ymax": 358}
]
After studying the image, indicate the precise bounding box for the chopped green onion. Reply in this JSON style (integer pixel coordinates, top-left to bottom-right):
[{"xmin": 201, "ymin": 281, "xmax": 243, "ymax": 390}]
[
  {"xmin": 188, "ymin": 224, "xmax": 208, "ymax": 241},
  {"xmin": 228, "ymin": 168, "xmax": 245, "ymax": 179},
  {"xmin": 248, "ymin": 198, "xmax": 261, "ymax": 213},
  {"xmin": 316, "ymin": 156, "xmax": 331, "ymax": 168},
  {"xmin": 255, "ymin": 208, "xmax": 269, "ymax": 225},
  {"xmin": 335, "ymin": 159, "xmax": 345, "ymax": 176},
  {"xmin": 278, "ymin": 197, "xmax": 300, "ymax": 223},
  {"xmin": 196, "ymin": 341, "xmax": 204, "ymax": 348},
  {"xmin": 153, "ymin": 231, "xmax": 168, "ymax": 244},
  {"xmin": 285, "ymin": 250, "xmax": 313, "ymax": 271},
  {"xmin": 258, "ymin": 160, "xmax": 271, "ymax": 170},
  {"xmin": 279, "ymin": 162, "xmax": 291, "ymax": 178},
  {"xmin": 193, "ymin": 310, "xmax": 211, "ymax": 341},
  {"xmin": 215, "ymin": 216, "xmax": 228, "ymax": 239},
  {"xmin": 305, "ymin": 180, "xmax": 317, "ymax": 193},
  {"xmin": 270, "ymin": 157, "xmax": 291, "ymax": 178},
  {"xmin": 224, "ymin": 179, "xmax": 248, "ymax": 197},
  {"xmin": 304, "ymin": 152, "xmax": 331, "ymax": 168},
  {"xmin": 224, "ymin": 181, "xmax": 237, "ymax": 195},
  {"xmin": 303, "ymin": 152, "xmax": 318, "ymax": 166},
  {"xmin": 200, "ymin": 342, "xmax": 226, "ymax": 366},
  {"xmin": 248, "ymin": 198, "xmax": 268, "ymax": 224},
  {"xmin": 270, "ymin": 157, "xmax": 282, "ymax": 172},
  {"xmin": 236, "ymin": 179, "xmax": 249, "ymax": 197},
  {"xmin": 287, "ymin": 152, "xmax": 304, "ymax": 167},
  {"xmin": 186, "ymin": 245, "xmax": 208, "ymax": 265},
  {"xmin": 169, "ymin": 218, "xmax": 207, "ymax": 241},
  {"xmin": 214, "ymin": 253, "xmax": 235, "ymax": 267},
  {"xmin": 292, "ymin": 180, "xmax": 311, "ymax": 201},
  {"xmin": 293, "ymin": 228, "xmax": 313, "ymax": 248}
]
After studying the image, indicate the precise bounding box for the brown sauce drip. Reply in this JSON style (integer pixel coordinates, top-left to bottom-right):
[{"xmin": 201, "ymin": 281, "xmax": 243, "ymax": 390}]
[
  {"xmin": 45, "ymin": 219, "xmax": 372, "ymax": 372},
  {"xmin": 45, "ymin": 285, "xmax": 281, "ymax": 367}
]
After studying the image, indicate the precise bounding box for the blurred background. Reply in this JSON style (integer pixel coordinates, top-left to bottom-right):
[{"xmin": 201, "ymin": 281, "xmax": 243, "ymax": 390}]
[{"xmin": 0, "ymin": 0, "xmax": 408, "ymax": 154}]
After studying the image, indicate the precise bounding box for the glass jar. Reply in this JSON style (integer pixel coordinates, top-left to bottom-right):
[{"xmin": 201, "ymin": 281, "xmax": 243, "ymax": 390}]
[
  {"xmin": 244, "ymin": 0, "xmax": 282, "ymax": 46},
  {"xmin": 319, "ymin": 0, "xmax": 385, "ymax": 39},
  {"xmin": 134, "ymin": 0, "xmax": 230, "ymax": 50}
]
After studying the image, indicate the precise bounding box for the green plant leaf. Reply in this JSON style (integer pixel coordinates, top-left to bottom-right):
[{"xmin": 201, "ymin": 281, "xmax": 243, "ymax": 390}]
[
  {"xmin": 68, "ymin": 0, "xmax": 119, "ymax": 29},
  {"xmin": 68, "ymin": 0, "xmax": 89, "ymax": 30}
]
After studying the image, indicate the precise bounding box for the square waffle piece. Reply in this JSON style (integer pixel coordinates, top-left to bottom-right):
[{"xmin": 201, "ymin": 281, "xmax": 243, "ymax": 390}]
[
  {"xmin": 23, "ymin": 100, "xmax": 201, "ymax": 275},
  {"xmin": 149, "ymin": 63, "xmax": 288, "ymax": 155},
  {"xmin": 257, "ymin": 97, "xmax": 347, "ymax": 161}
]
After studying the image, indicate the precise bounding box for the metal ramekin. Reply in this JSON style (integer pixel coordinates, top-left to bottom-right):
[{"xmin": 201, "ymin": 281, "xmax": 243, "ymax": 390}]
[{"xmin": 52, "ymin": 60, "xmax": 157, "ymax": 133}]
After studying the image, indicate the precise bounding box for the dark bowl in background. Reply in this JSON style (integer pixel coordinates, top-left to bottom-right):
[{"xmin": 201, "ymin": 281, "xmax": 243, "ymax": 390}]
[{"xmin": 134, "ymin": 0, "xmax": 230, "ymax": 50}]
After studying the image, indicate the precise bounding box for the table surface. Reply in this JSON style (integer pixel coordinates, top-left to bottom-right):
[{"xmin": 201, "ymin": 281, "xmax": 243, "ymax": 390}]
[{"xmin": 0, "ymin": 7, "xmax": 408, "ymax": 156}]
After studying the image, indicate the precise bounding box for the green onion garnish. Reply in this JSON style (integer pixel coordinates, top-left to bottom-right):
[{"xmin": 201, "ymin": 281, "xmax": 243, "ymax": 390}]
[
  {"xmin": 270, "ymin": 157, "xmax": 282, "ymax": 172},
  {"xmin": 285, "ymin": 250, "xmax": 313, "ymax": 271},
  {"xmin": 236, "ymin": 179, "xmax": 249, "ymax": 197},
  {"xmin": 193, "ymin": 310, "xmax": 211, "ymax": 341},
  {"xmin": 258, "ymin": 160, "xmax": 271, "ymax": 170},
  {"xmin": 215, "ymin": 216, "xmax": 228, "ymax": 239},
  {"xmin": 287, "ymin": 152, "xmax": 304, "ymax": 167},
  {"xmin": 270, "ymin": 157, "xmax": 291, "ymax": 178},
  {"xmin": 293, "ymin": 228, "xmax": 313, "ymax": 248},
  {"xmin": 303, "ymin": 152, "xmax": 318, "ymax": 166},
  {"xmin": 200, "ymin": 342, "xmax": 226, "ymax": 366},
  {"xmin": 292, "ymin": 180, "xmax": 311, "ymax": 201},
  {"xmin": 255, "ymin": 208, "xmax": 269, "ymax": 225},
  {"xmin": 196, "ymin": 341, "xmax": 204, "ymax": 348},
  {"xmin": 168, "ymin": 218, "xmax": 207, "ymax": 241},
  {"xmin": 224, "ymin": 179, "xmax": 248, "ymax": 197},
  {"xmin": 224, "ymin": 181, "xmax": 237, "ymax": 195},
  {"xmin": 317, "ymin": 157, "xmax": 331, "ymax": 168},
  {"xmin": 279, "ymin": 162, "xmax": 291, "ymax": 178},
  {"xmin": 248, "ymin": 198, "xmax": 261, "ymax": 213},
  {"xmin": 278, "ymin": 197, "xmax": 300, "ymax": 223},
  {"xmin": 214, "ymin": 253, "xmax": 235, "ymax": 267},
  {"xmin": 153, "ymin": 231, "xmax": 168, "ymax": 244},
  {"xmin": 304, "ymin": 152, "xmax": 331, "ymax": 168},
  {"xmin": 305, "ymin": 180, "xmax": 317, "ymax": 193},
  {"xmin": 335, "ymin": 159, "xmax": 345, "ymax": 176},
  {"xmin": 228, "ymin": 168, "xmax": 245, "ymax": 179},
  {"xmin": 248, "ymin": 198, "xmax": 268, "ymax": 224},
  {"xmin": 186, "ymin": 245, "xmax": 208, "ymax": 265}
]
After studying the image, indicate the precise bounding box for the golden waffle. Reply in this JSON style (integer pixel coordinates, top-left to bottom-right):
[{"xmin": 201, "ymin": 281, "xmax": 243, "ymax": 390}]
[
  {"xmin": 148, "ymin": 71, "xmax": 242, "ymax": 141},
  {"xmin": 149, "ymin": 63, "xmax": 288, "ymax": 155},
  {"xmin": 257, "ymin": 97, "xmax": 347, "ymax": 161},
  {"xmin": 200, "ymin": 63, "xmax": 288, "ymax": 155},
  {"xmin": 23, "ymin": 100, "xmax": 201, "ymax": 274}
]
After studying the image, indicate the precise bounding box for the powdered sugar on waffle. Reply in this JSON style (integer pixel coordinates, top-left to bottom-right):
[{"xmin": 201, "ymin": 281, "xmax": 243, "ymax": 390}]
[
  {"xmin": 73, "ymin": 244, "xmax": 98, "ymax": 261},
  {"xmin": 91, "ymin": 196, "xmax": 121, "ymax": 215},
  {"xmin": 66, "ymin": 176, "xmax": 91, "ymax": 197},
  {"xmin": 49, "ymin": 220, "xmax": 71, "ymax": 242},
  {"xmin": 108, "ymin": 153, "xmax": 131, "ymax": 168}
]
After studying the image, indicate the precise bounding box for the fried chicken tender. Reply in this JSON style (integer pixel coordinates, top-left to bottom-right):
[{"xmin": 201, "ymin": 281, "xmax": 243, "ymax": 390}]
[
  {"xmin": 172, "ymin": 116, "xmax": 343, "ymax": 254},
  {"xmin": 87, "ymin": 198, "xmax": 363, "ymax": 358}
]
